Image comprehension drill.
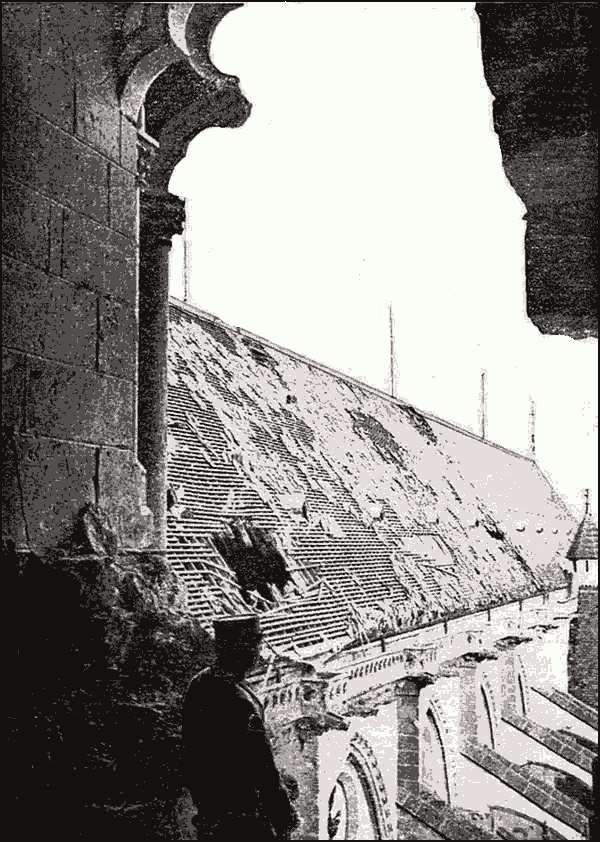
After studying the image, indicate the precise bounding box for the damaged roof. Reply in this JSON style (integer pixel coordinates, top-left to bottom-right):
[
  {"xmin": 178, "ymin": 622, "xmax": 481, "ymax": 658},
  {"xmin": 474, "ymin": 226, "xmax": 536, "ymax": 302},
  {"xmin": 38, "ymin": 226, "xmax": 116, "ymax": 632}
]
[{"xmin": 167, "ymin": 301, "xmax": 575, "ymax": 656}]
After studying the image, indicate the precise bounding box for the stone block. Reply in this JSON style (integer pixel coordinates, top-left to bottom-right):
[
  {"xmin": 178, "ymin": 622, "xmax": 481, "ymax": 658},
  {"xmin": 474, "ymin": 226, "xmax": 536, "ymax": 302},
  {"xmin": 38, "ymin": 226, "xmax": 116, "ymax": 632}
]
[
  {"xmin": 120, "ymin": 114, "xmax": 139, "ymax": 173},
  {"xmin": 61, "ymin": 210, "xmax": 105, "ymax": 291},
  {"xmin": 49, "ymin": 203, "xmax": 64, "ymax": 275},
  {"xmin": 39, "ymin": 123, "xmax": 108, "ymax": 223},
  {"xmin": 2, "ymin": 433, "xmax": 96, "ymax": 552},
  {"xmin": 502, "ymin": 766, "xmax": 528, "ymax": 791},
  {"xmin": 2, "ymin": 4, "xmax": 41, "ymax": 53},
  {"xmin": 104, "ymin": 229, "xmax": 137, "ymax": 304},
  {"xmin": 109, "ymin": 165, "xmax": 138, "ymax": 238},
  {"xmin": 1, "ymin": 99, "xmax": 40, "ymax": 184},
  {"xmin": 98, "ymin": 448, "xmax": 153, "ymax": 549},
  {"xmin": 2, "ymin": 350, "xmax": 27, "ymax": 429},
  {"xmin": 62, "ymin": 212, "xmax": 136, "ymax": 304},
  {"xmin": 34, "ymin": 61, "xmax": 74, "ymax": 130},
  {"xmin": 2, "ymin": 178, "xmax": 50, "ymax": 271},
  {"xmin": 26, "ymin": 359, "xmax": 134, "ymax": 448},
  {"xmin": 2, "ymin": 256, "xmax": 97, "ymax": 366},
  {"xmin": 397, "ymin": 747, "xmax": 419, "ymax": 766},
  {"xmin": 397, "ymin": 763, "xmax": 419, "ymax": 781},
  {"xmin": 76, "ymin": 84, "xmax": 120, "ymax": 161},
  {"xmin": 2, "ymin": 48, "xmax": 73, "ymax": 129},
  {"xmin": 98, "ymin": 297, "xmax": 137, "ymax": 379},
  {"xmin": 40, "ymin": 3, "xmax": 76, "ymax": 67}
]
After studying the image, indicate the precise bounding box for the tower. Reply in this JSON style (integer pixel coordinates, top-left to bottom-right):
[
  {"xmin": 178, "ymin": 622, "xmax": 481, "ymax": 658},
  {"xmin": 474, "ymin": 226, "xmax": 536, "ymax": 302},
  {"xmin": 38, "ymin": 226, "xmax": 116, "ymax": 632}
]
[{"xmin": 566, "ymin": 489, "xmax": 598, "ymax": 586}]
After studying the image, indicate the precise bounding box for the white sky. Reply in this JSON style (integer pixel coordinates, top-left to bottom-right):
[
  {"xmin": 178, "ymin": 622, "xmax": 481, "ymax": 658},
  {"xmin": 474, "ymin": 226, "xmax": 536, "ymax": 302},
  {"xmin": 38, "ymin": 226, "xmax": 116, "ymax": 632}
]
[{"xmin": 169, "ymin": 1, "xmax": 598, "ymax": 518}]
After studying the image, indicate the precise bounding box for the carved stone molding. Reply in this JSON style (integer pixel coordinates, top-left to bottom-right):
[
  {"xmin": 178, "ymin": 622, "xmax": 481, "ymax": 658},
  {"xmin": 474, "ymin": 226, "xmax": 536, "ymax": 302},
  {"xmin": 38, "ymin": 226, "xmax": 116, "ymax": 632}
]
[
  {"xmin": 348, "ymin": 733, "xmax": 395, "ymax": 840},
  {"xmin": 292, "ymin": 712, "xmax": 348, "ymax": 747},
  {"xmin": 139, "ymin": 191, "xmax": 185, "ymax": 248},
  {"xmin": 494, "ymin": 634, "xmax": 533, "ymax": 652},
  {"xmin": 117, "ymin": 2, "xmax": 251, "ymax": 194},
  {"xmin": 118, "ymin": 3, "xmax": 246, "ymax": 120}
]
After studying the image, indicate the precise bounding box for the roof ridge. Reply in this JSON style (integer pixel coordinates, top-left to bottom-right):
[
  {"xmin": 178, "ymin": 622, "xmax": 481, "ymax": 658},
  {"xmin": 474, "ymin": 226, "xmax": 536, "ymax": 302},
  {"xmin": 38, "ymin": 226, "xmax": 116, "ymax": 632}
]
[{"xmin": 169, "ymin": 297, "xmax": 537, "ymax": 466}]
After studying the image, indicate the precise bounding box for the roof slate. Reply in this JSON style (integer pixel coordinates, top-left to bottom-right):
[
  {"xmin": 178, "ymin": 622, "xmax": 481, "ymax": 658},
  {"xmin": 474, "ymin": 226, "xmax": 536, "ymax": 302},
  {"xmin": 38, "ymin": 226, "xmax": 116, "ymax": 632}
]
[{"xmin": 167, "ymin": 302, "xmax": 576, "ymax": 653}]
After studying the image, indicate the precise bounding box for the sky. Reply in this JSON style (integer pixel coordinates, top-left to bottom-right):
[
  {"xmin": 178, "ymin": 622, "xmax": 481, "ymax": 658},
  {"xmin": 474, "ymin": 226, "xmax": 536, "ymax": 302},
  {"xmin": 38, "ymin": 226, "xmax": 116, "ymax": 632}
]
[{"xmin": 168, "ymin": 1, "xmax": 597, "ymax": 518}]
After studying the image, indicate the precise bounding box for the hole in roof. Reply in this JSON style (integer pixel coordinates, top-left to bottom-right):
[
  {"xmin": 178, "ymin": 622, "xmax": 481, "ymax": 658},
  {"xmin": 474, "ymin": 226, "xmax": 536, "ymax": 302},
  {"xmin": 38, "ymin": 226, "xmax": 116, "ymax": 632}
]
[
  {"xmin": 212, "ymin": 519, "xmax": 293, "ymax": 608},
  {"xmin": 200, "ymin": 319, "xmax": 239, "ymax": 354}
]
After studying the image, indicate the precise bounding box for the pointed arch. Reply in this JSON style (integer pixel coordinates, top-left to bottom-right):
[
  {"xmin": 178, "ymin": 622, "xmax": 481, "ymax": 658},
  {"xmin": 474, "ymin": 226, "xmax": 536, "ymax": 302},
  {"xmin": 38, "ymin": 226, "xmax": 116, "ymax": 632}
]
[
  {"xmin": 338, "ymin": 733, "xmax": 395, "ymax": 840},
  {"xmin": 479, "ymin": 685, "xmax": 496, "ymax": 748},
  {"xmin": 422, "ymin": 706, "xmax": 451, "ymax": 803}
]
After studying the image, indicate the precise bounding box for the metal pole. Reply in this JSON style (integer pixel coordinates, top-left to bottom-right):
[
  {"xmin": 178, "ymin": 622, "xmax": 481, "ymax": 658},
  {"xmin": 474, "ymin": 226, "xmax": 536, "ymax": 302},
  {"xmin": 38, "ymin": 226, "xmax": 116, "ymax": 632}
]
[
  {"xmin": 389, "ymin": 303, "xmax": 396, "ymax": 399},
  {"xmin": 528, "ymin": 398, "xmax": 536, "ymax": 459},
  {"xmin": 480, "ymin": 371, "xmax": 487, "ymax": 440},
  {"xmin": 183, "ymin": 198, "xmax": 191, "ymax": 303}
]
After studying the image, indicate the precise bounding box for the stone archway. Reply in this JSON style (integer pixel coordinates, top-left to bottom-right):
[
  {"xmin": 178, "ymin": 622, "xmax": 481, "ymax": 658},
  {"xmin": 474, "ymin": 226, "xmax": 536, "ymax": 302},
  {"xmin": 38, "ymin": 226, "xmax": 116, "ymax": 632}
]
[
  {"xmin": 515, "ymin": 654, "xmax": 531, "ymax": 716},
  {"xmin": 327, "ymin": 732, "xmax": 395, "ymax": 840},
  {"xmin": 479, "ymin": 675, "xmax": 500, "ymax": 749},
  {"xmin": 421, "ymin": 705, "xmax": 452, "ymax": 804}
]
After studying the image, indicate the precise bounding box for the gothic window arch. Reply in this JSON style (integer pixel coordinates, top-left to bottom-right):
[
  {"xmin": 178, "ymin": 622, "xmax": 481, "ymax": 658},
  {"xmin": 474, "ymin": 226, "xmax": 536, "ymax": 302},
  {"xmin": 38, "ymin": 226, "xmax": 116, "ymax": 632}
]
[
  {"xmin": 479, "ymin": 684, "xmax": 496, "ymax": 749},
  {"xmin": 515, "ymin": 655, "xmax": 530, "ymax": 716},
  {"xmin": 421, "ymin": 707, "xmax": 451, "ymax": 804},
  {"xmin": 327, "ymin": 733, "xmax": 394, "ymax": 840}
]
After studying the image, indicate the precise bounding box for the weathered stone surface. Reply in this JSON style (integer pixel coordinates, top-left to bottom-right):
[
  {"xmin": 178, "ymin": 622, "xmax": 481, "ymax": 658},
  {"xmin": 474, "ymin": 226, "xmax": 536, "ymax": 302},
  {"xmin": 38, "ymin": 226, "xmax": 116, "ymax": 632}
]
[
  {"xmin": 98, "ymin": 297, "xmax": 137, "ymax": 379},
  {"xmin": 76, "ymin": 83, "xmax": 121, "ymax": 161},
  {"xmin": 2, "ymin": 47, "xmax": 74, "ymax": 130},
  {"xmin": 1, "ymin": 2, "xmax": 40, "ymax": 53},
  {"xmin": 2, "ymin": 178, "xmax": 50, "ymax": 272},
  {"xmin": 26, "ymin": 359, "xmax": 134, "ymax": 448},
  {"xmin": 476, "ymin": 2, "xmax": 598, "ymax": 339},
  {"xmin": 2, "ymin": 257, "xmax": 97, "ymax": 366},
  {"xmin": 1, "ymin": 98, "xmax": 39, "ymax": 184},
  {"xmin": 109, "ymin": 165, "xmax": 138, "ymax": 237},
  {"xmin": 62, "ymin": 211, "xmax": 136, "ymax": 304},
  {"xmin": 2, "ymin": 350, "xmax": 27, "ymax": 430},
  {"xmin": 119, "ymin": 114, "xmax": 138, "ymax": 173},
  {"xmin": 48, "ymin": 202, "xmax": 64, "ymax": 275},
  {"xmin": 98, "ymin": 448, "xmax": 153, "ymax": 549},
  {"xmin": 2, "ymin": 434, "xmax": 96, "ymax": 551},
  {"xmin": 39, "ymin": 122, "xmax": 109, "ymax": 223}
]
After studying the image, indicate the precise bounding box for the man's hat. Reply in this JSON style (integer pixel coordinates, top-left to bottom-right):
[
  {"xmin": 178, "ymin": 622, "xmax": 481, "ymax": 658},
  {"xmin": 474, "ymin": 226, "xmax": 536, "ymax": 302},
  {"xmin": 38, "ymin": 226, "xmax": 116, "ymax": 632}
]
[{"xmin": 213, "ymin": 614, "xmax": 262, "ymax": 647}]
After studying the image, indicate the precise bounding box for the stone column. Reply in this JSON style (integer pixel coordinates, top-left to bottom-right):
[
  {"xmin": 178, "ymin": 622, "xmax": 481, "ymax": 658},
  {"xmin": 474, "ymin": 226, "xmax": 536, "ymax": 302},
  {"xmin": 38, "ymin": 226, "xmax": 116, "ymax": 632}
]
[
  {"xmin": 396, "ymin": 679, "xmax": 421, "ymax": 795},
  {"xmin": 458, "ymin": 661, "xmax": 479, "ymax": 745},
  {"xmin": 138, "ymin": 174, "xmax": 185, "ymax": 549}
]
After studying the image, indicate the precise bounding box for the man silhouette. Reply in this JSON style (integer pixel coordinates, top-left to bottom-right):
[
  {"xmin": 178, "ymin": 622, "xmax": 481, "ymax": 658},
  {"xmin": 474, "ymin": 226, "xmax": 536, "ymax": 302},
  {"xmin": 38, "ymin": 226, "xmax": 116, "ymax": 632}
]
[{"xmin": 182, "ymin": 615, "xmax": 298, "ymax": 840}]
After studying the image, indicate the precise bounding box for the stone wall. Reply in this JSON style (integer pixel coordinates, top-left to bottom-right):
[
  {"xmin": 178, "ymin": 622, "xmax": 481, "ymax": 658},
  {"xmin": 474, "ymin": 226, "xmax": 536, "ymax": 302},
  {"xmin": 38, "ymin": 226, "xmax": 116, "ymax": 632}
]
[
  {"xmin": 2, "ymin": 3, "xmax": 150, "ymax": 554},
  {"xmin": 568, "ymin": 586, "xmax": 599, "ymax": 708}
]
